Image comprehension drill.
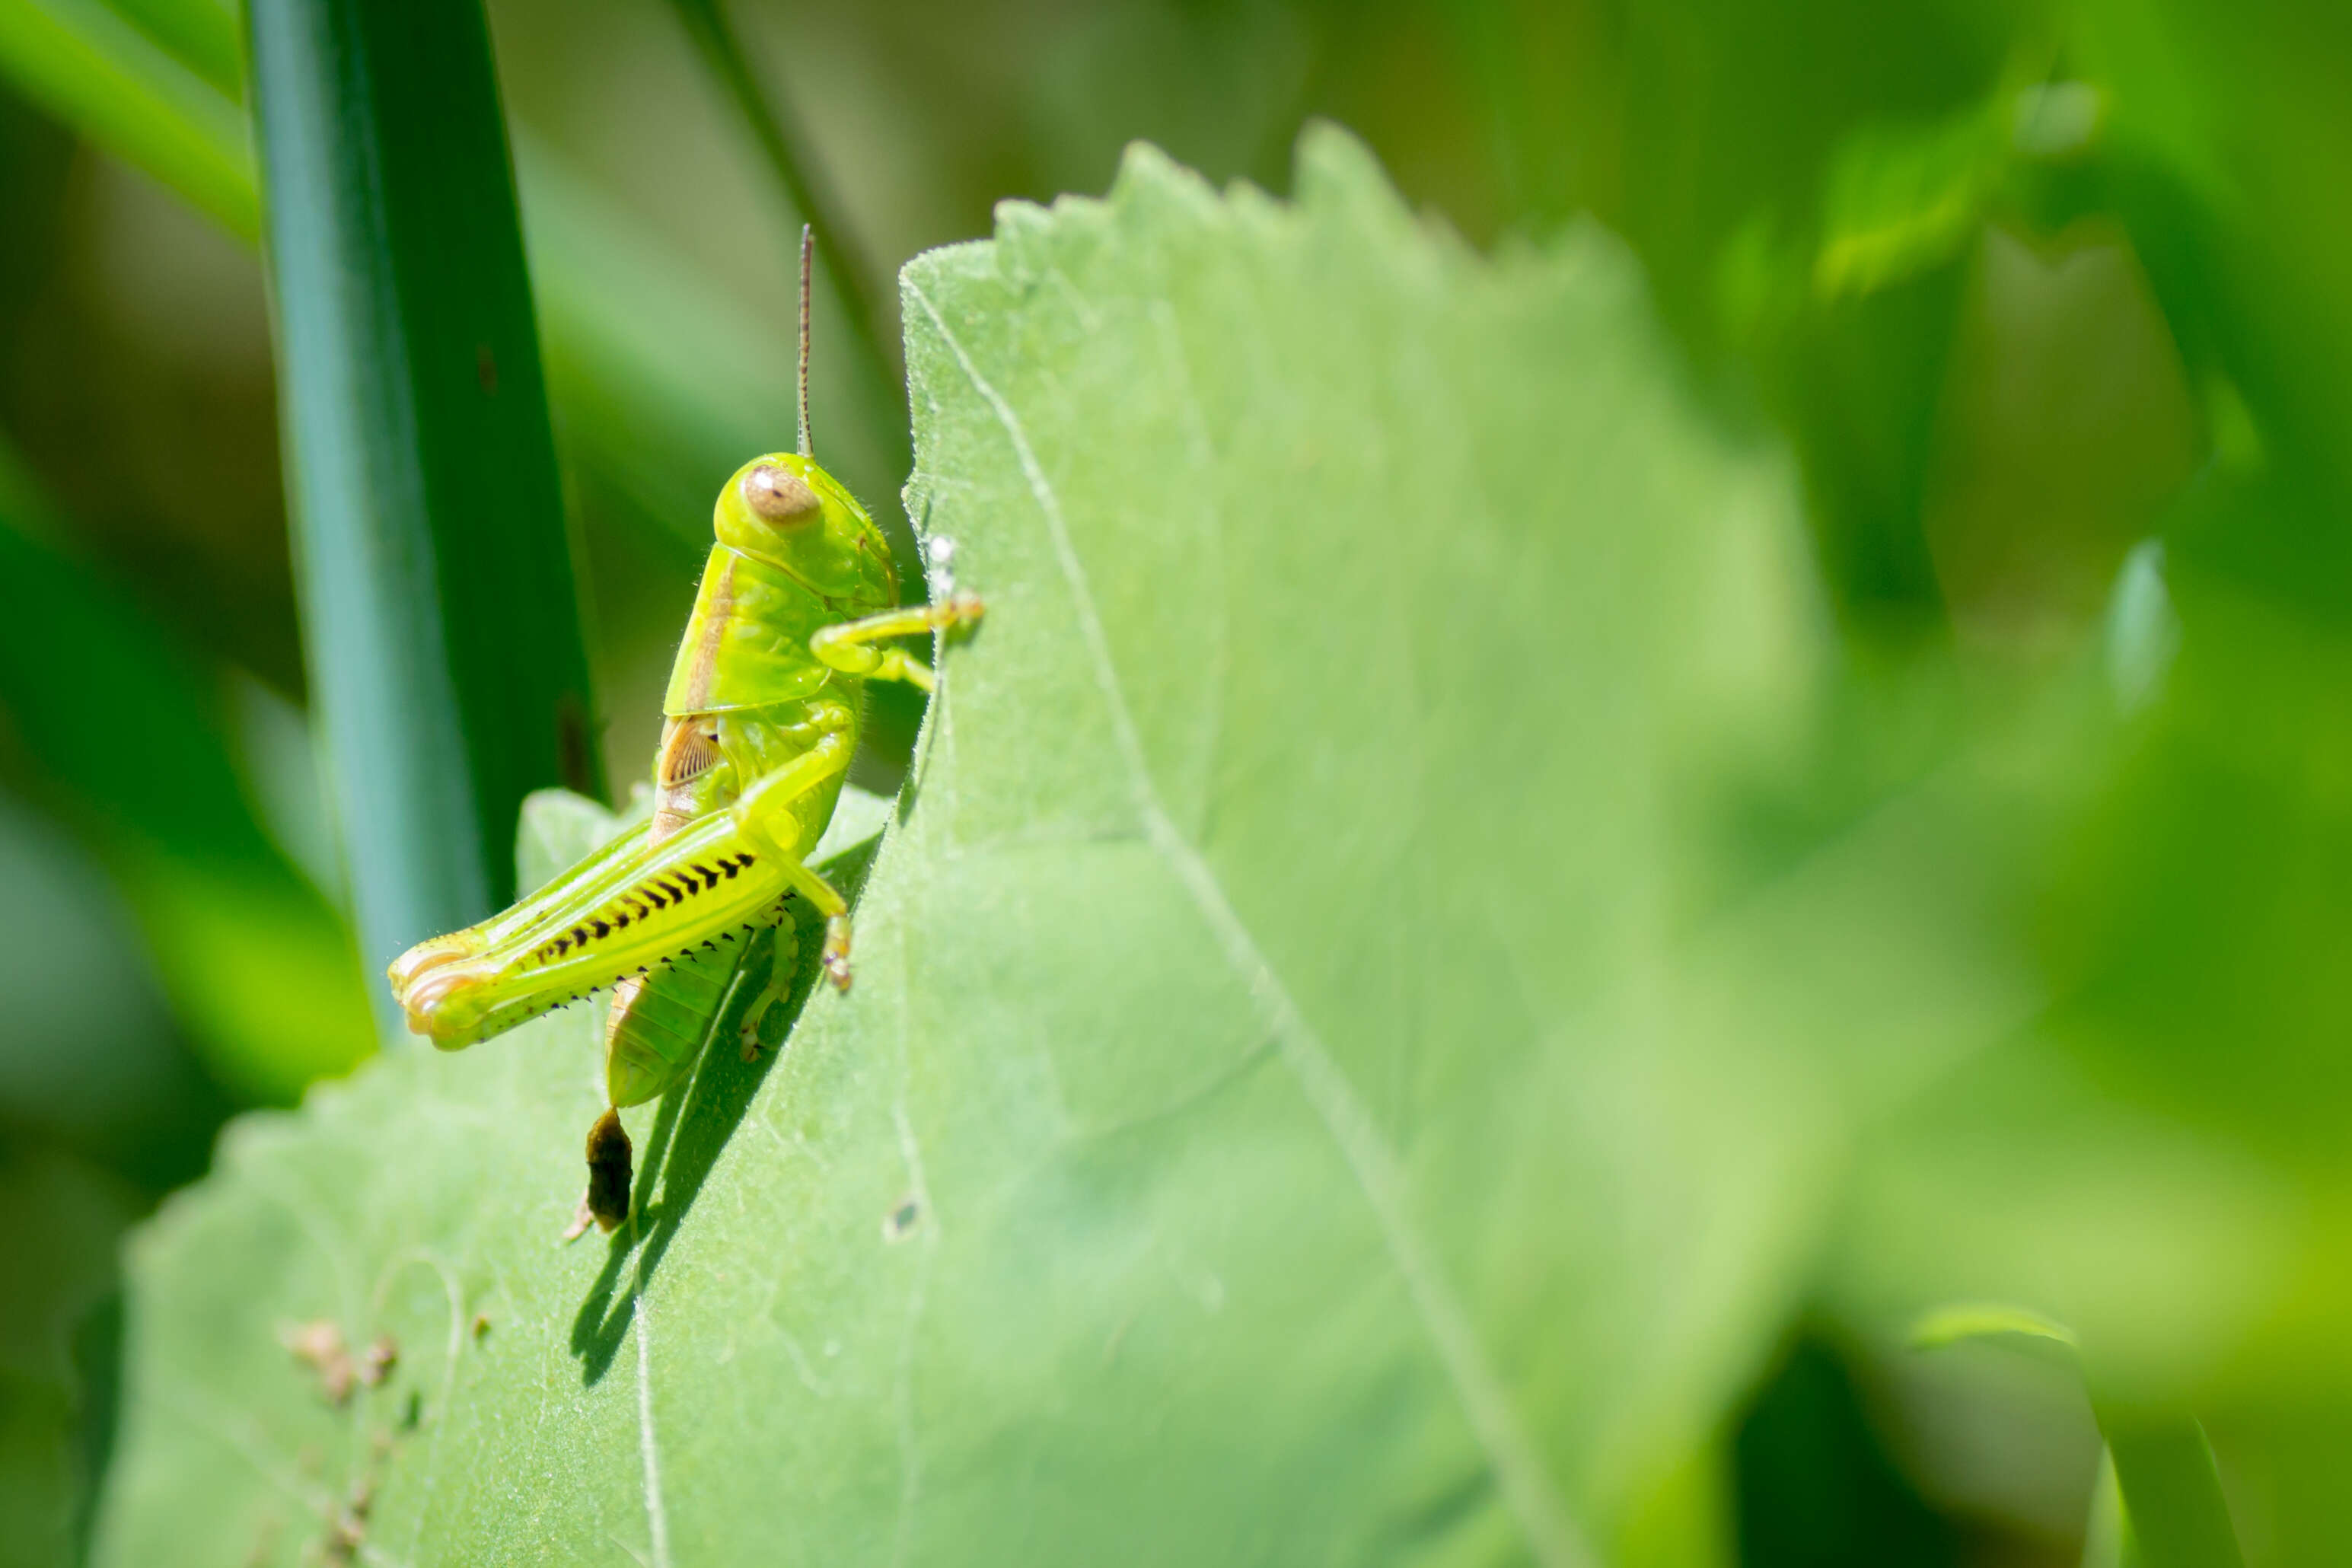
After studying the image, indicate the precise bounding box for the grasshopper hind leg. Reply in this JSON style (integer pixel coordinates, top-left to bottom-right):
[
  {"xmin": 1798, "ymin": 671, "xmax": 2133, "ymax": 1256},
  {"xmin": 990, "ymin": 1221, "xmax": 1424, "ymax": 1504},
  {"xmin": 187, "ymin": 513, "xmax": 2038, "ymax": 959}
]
[
  {"xmin": 563, "ymin": 904, "xmax": 805, "ymax": 1241},
  {"xmin": 740, "ymin": 919, "xmax": 799, "ymax": 1061},
  {"xmin": 563, "ymin": 1108, "xmax": 635, "ymax": 1241}
]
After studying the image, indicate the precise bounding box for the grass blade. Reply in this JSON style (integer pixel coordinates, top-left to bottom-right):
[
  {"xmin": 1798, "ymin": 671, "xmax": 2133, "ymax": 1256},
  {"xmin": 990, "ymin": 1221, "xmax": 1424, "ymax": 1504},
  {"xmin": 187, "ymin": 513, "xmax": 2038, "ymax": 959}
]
[
  {"xmin": 660, "ymin": 0, "xmax": 922, "ymax": 594},
  {"xmin": 0, "ymin": 5, "xmax": 912, "ymax": 597},
  {"xmin": 246, "ymin": 0, "xmax": 600, "ymax": 1012},
  {"xmin": 2098, "ymin": 1417, "xmax": 2246, "ymax": 1568},
  {"xmin": 1914, "ymin": 1304, "xmax": 2246, "ymax": 1568},
  {"xmin": 0, "ymin": 0, "xmax": 252, "ymax": 234},
  {"xmin": 661, "ymin": 0, "xmax": 897, "ymax": 390}
]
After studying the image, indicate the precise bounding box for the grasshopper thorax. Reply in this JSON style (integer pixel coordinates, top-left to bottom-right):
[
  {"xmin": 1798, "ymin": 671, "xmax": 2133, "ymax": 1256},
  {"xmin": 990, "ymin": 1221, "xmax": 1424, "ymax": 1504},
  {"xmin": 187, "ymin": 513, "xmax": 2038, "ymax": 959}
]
[{"xmin": 714, "ymin": 452, "xmax": 894, "ymax": 613}]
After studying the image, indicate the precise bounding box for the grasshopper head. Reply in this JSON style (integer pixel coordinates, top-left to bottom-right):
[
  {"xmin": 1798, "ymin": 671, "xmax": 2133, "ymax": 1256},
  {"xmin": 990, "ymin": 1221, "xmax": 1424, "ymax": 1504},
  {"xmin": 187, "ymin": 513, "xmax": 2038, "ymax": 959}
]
[{"xmin": 714, "ymin": 453, "xmax": 895, "ymax": 611}]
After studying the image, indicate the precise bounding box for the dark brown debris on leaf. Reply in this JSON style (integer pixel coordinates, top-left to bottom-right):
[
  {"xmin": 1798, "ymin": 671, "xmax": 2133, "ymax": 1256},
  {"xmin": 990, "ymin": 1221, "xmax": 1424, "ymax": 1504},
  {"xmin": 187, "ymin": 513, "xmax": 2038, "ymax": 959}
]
[{"xmin": 358, "ymin": 1334, "xmax": 399, "ymax": 1388}]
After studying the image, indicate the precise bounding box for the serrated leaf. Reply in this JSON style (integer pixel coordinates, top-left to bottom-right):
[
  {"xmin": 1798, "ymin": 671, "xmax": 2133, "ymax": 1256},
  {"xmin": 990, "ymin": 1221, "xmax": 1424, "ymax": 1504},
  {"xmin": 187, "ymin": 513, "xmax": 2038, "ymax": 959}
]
[{"xmin": 96, "ymin": 129, "xmax": 1862, "ymax": 1566}]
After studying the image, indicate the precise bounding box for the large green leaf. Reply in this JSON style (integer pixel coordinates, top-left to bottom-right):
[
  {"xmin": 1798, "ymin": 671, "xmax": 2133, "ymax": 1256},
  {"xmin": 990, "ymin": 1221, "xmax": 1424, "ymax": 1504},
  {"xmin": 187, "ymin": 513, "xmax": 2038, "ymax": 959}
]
[{"xmin": 92, "ymin": 131, "xmax": 2026, "ymax": 1564}]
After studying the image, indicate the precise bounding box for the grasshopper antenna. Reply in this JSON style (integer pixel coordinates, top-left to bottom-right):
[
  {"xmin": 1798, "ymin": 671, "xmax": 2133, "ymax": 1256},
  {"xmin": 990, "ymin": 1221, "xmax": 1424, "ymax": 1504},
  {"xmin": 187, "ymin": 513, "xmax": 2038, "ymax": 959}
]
[{"xmin": 795, "ymin": 224, "xmax": 814, "ymax": 459}]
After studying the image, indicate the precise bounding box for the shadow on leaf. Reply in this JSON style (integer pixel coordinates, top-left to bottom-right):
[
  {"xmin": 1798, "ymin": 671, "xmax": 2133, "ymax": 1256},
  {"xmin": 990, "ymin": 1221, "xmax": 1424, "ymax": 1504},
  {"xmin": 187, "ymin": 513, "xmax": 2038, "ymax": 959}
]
[{"xmin": 570, "ymin": 835, "xmax": 880, "ymax": 1385}]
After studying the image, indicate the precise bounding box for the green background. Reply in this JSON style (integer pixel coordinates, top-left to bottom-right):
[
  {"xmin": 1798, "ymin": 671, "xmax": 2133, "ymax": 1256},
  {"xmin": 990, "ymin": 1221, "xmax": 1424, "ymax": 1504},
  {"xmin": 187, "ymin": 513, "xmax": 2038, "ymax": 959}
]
[{"xmin": 4, "ymin": 0, "xmax": 2350, "ymax": 1563}]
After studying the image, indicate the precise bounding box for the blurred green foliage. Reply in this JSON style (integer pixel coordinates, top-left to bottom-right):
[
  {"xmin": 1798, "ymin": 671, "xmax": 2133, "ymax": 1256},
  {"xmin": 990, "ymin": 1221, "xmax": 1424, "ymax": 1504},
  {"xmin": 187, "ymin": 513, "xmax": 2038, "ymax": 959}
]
[{"xmin": 2, "ymin": 0, "xmax": 2351, "ymax": 1562}]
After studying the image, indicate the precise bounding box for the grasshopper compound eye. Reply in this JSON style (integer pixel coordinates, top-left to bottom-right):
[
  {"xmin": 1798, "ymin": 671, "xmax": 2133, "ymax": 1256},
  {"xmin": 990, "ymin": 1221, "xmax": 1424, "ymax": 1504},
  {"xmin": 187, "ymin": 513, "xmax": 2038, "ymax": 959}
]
[{"xmin": 742, "ymin": 463, "xmax": 820, "ymax": 524}]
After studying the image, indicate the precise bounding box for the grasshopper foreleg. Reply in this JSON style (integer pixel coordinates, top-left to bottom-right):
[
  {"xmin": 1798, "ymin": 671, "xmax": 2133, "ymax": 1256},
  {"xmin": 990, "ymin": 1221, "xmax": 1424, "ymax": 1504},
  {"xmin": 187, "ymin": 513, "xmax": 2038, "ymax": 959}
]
[{"xmin": 808, "ymin": 591, "xmax": 984, "ymax": 693}]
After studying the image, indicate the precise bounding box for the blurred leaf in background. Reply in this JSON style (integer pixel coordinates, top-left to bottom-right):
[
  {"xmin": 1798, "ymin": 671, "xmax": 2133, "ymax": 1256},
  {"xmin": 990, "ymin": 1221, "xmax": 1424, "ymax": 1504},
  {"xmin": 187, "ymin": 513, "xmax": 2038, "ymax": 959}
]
[
  {"xmin": 0, "ymin": 438, "xmax": 370, "ymax": 1104},
  {"xmin": 0, "ymin": 437, "xmax": 366, "ymax": 1568}
]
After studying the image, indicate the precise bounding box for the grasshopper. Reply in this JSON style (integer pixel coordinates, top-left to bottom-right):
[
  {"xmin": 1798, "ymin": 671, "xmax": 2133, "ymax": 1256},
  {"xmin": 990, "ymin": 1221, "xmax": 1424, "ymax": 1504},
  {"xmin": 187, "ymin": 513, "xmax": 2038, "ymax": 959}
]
[{"xmin": 387, "ymin": 231, "xmax": 980, "ymax": 1236}]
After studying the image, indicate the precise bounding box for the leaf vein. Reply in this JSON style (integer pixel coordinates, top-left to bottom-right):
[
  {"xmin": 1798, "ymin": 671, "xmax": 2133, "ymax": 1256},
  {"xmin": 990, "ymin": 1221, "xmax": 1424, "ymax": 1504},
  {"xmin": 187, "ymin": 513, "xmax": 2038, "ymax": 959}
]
[
  {"xmin": 890, "ymin": 920, "xmax": 939, "ymax": 1566},
  {"xmin": 906, "ymin": 278, "xmax": 1592, "ymax": 1568},
  {"xmin": 631, "ymin": 1232, "xmax": 672, "ymax": 1568}
]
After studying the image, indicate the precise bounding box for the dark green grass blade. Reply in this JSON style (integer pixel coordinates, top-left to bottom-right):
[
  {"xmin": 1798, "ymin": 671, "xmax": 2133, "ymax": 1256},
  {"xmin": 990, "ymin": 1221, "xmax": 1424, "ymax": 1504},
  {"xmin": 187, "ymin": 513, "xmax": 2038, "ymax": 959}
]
[
  {"xmin": 2102, "ymin": 1416, "xmax": 2248, "ymax": 1568},
  {"xmin": 246, "ymin": 0, "xmax": 601, "ymax": 1005},
  {"xmin": 0, "ymin": 5, "xmax": 894, "ymax": 610}
]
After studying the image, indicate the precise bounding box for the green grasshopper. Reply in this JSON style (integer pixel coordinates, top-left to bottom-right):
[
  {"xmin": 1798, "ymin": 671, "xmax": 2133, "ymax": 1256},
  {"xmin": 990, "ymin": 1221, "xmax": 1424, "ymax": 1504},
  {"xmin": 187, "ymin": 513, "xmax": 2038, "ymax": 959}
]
[{"xmin": 387, "ymin": 231, "xmax": 980, "ymax": 1236}]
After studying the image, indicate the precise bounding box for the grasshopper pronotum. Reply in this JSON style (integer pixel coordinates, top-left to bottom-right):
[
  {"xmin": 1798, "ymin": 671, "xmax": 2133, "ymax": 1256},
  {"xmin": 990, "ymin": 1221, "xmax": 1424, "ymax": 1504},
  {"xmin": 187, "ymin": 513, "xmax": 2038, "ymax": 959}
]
[{"xmin": 387, "ymin": 230, "xmax": 981, "ymax": 1235}]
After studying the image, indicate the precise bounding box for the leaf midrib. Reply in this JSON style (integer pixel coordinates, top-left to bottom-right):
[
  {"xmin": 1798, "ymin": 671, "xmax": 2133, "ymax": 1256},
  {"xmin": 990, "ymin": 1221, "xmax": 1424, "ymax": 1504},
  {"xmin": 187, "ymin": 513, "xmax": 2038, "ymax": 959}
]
[{"xmin": 904, "ymin": 271, "xmax": 1592, "ymax": 1568}]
